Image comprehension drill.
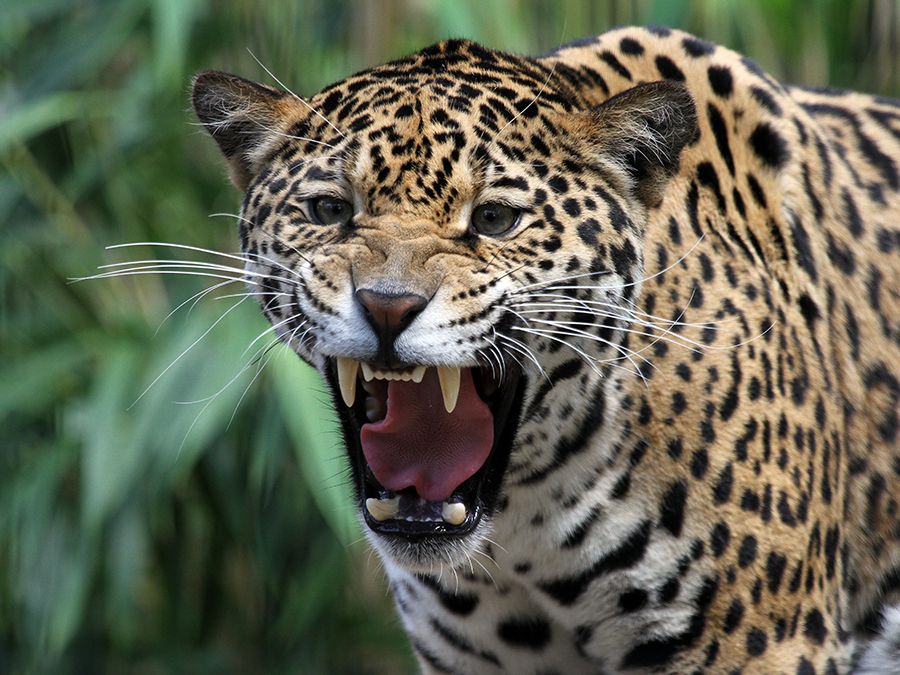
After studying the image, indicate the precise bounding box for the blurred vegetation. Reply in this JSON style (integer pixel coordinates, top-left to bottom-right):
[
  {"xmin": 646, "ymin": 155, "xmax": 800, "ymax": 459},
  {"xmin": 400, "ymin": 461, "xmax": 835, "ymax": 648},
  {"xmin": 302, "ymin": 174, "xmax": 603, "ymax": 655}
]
[{"xmin": 1, "ymin": 0, "xmax": 898, "ymax": 673}]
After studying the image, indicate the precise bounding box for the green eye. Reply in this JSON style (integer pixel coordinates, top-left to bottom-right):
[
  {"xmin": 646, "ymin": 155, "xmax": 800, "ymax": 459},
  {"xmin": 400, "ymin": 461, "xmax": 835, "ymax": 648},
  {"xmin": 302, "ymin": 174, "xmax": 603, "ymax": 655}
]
[
  {"xmin": 471, "ymin": 203, "xmax": 520, "ymax": 236},
  {"xmin": 311, "ymin": 196, "xmax": 353, "ymax": 226}
]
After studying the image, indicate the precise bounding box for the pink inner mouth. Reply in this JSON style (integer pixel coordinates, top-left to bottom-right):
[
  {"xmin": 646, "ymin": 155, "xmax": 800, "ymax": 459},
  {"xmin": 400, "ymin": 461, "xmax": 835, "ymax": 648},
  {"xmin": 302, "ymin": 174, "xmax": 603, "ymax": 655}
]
[{"xmin": 359, "ymin": 368, "xmax": 494, "ymax": 502}]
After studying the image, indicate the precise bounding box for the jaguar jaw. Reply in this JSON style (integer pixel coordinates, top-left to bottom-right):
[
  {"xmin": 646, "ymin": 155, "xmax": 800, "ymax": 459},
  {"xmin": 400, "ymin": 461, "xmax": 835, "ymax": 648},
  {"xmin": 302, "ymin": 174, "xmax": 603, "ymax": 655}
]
[{"xmin": 325, "ymin": 358, "xmax": 524, "ymax": 541}]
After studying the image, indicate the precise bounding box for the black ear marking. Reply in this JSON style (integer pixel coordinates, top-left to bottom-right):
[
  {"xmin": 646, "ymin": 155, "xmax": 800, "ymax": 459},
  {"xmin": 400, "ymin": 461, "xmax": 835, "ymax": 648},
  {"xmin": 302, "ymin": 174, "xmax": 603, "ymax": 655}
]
[
  {"xmin": 583, "ymin": 81, "xmax": 698, "ymax": 206},
  {"xmin": 191, "ymin": 71, "xmax": 295, "ymax": 190}
]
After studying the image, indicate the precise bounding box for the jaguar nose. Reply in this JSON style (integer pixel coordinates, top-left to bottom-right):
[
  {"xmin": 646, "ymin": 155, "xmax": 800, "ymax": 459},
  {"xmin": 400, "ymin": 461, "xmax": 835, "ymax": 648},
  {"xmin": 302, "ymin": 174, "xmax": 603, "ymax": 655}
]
[{"xmin": 355, "ymin": 288, "xmax": 428, "ymax": 362}]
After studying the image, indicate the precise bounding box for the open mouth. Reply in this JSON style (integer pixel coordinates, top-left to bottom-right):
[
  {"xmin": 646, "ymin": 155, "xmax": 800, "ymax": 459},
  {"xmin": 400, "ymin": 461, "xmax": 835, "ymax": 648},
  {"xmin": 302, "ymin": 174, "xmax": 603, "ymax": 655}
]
[{"xmin": 324, "ymin": 358, "xmax": 524, "ymax": 540}]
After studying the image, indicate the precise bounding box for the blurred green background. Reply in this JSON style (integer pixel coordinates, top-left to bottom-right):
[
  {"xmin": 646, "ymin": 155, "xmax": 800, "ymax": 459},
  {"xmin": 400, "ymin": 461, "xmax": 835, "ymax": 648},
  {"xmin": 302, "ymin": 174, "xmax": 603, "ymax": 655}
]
[{"xmin": 2, "ymin": 1, "xmax": 898, "ymax": 673}]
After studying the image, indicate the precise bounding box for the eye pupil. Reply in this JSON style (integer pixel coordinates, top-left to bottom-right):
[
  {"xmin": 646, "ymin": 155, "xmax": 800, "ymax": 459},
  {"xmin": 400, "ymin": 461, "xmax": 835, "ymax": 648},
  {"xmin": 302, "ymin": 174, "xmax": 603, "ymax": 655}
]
[
  {"xmin": 472, "ymin": 203, "xmax": 518, "ymax": 235},
  {"xmin": 312, "ymin": 196, "xmax": 352, "ymax": 225}
]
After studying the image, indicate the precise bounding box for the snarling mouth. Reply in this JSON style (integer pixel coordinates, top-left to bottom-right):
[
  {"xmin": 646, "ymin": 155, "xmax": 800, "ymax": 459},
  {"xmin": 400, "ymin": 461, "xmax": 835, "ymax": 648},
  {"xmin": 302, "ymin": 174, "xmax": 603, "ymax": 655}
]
[{"xmin": 324, "ymin": 358, "xmax": 524, "ymax": 540}]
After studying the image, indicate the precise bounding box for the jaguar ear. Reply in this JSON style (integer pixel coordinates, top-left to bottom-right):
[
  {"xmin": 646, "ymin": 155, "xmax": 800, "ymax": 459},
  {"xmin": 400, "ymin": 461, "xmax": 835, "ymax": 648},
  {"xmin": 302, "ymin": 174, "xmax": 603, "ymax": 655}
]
[
  {"xmin": 577, "ymin": 81, "xmax": 698, "ymax": 207},
  {"xmin": 192, "ymin": 71, "xmax": 298, "ymax": 191}
]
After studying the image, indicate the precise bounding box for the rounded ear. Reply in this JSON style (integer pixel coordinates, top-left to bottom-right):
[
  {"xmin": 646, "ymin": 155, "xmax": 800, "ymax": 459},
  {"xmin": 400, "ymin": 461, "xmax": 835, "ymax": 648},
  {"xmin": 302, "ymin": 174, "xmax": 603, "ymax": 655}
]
[
  {"xmin": 577, "ymin": 81, "xmax": 698, "ymax": 206},
  {"xmin": 191, "ymin": 71, "xmax": 297, "ymax": 190}
]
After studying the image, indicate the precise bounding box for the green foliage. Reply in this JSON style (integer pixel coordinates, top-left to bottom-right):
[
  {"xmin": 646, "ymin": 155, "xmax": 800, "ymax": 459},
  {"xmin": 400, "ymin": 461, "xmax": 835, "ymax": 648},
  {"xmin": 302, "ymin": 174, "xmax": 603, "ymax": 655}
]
[{"xmin": 1, "ymin": 1, "xmax": 897, "ymax": 673}]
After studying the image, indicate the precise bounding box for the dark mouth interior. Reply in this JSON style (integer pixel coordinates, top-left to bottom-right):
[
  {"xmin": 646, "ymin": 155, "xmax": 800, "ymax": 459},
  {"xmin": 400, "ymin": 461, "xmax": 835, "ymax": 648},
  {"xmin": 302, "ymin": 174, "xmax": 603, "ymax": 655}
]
[{"xmin": 326, "ymin": 361, "xmax": 523, "ymax": 541}]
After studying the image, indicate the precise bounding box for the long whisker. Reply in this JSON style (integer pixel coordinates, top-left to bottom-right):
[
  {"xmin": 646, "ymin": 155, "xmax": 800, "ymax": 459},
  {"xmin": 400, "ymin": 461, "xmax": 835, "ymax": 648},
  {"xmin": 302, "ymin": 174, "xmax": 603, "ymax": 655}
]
[
  {"xmin": 128, "ymin": 296, "xmax": 251, "ymax": 410},
  {"xmin": 247, "ymin": 48, "xmax": 347, "ymax": 140}
]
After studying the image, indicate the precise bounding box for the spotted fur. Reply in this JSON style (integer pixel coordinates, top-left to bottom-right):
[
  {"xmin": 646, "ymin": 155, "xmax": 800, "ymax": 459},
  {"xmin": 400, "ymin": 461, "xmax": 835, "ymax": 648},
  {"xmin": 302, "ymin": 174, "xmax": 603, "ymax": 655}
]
[{"xmin": 192, "ymin": 26, "xmax": 900, "ymax": 674}]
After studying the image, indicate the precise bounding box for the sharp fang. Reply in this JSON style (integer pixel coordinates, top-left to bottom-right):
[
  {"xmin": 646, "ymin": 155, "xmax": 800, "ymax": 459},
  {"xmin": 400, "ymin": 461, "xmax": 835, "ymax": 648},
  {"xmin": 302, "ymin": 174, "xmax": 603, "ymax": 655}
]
[
  {"xmin": 436, "ymin": 366, "xmax": 461, "ymax": 413},
  {"xmin": 336, "ymin": 358, "xmax": 359, "ymax": 407},
  {"xmin": 366, "ymin": 496, "xmax": 400, "ymax": 522},
  {"xmin": 442, "ymin": 501, "xmax": 466, "ymax": 526},
  {"xmin": 412, "ymin": 365, "xmax": 426, "ymax": 383}
]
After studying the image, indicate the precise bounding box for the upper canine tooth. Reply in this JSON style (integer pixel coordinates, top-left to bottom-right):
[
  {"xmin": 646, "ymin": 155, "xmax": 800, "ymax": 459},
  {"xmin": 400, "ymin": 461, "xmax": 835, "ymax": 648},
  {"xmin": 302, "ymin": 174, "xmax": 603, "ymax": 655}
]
[
  {"xmin": 336, "ymin": 358, "xmax": 359, "ymax": 407},
  {"xmin": 436, "ymin": 366, "xmax": 461, "ymax": 414}
]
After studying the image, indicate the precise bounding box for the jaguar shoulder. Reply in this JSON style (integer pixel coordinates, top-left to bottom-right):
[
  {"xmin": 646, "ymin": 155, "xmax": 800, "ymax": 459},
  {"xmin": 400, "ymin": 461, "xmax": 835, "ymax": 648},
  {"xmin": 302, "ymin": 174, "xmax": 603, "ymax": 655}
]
[{"xmin": 191, "ymin": 25, "xmax": 900, "ymax": 675}]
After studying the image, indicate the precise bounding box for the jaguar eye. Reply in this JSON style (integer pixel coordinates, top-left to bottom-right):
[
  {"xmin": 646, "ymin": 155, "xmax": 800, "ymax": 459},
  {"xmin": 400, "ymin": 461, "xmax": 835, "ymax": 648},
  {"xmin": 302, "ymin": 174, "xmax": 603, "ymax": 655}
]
[
  {"xmin": 311, "ymin": 196, "xmax": 353, "ymax": 226},
  {"xmin": 471, "ymin": 203, "xmax": 520, "ymax": 236}
]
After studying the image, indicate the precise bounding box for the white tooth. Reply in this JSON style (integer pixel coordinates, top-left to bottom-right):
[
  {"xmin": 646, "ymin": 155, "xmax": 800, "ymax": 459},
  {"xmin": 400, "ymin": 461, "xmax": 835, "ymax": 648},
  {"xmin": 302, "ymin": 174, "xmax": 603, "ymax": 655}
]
[
  {"xmin": 436, "ymin": 366, "xmax": 461, "ymax": 413},
  {"xmin": 336, "ymin": 358, "xmax": 359, "ymax": 407},
  {"xmin": 412, "ymin": 365, "xmax": 426, "ymax": 383},
  {"xmin": 366, "ymin": 496, "xmax": 400, "ymax": 521},
  {"xmin": 360, "ymin": 362, "xmax": 375, "ymax": 382},
  {"xmin": 442, "ymin": 501, "xmax": 466, "ymax": 525}
]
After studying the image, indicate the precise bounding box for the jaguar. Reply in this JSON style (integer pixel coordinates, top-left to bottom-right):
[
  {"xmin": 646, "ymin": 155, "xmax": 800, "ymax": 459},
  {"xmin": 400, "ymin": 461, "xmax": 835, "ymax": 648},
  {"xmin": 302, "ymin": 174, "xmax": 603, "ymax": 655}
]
[{"xmin": 189, "ymin": 26, "xmax": 900, "ymax": 674}]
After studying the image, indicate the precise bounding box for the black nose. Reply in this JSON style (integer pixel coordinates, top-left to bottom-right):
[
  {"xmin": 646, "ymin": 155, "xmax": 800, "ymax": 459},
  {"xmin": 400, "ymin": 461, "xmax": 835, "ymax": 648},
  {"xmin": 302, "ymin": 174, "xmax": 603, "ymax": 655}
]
[{"xmin": 355, "ymin": 288, "xmax": 428, "ymax": 363}]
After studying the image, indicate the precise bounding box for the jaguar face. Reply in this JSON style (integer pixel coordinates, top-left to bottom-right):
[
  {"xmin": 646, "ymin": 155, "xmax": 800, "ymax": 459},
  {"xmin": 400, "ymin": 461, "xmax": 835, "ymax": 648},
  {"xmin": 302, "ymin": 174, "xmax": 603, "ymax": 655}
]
[{"xmin": 192, "ymin": 41, "xmax": 695, "ymax": 570}]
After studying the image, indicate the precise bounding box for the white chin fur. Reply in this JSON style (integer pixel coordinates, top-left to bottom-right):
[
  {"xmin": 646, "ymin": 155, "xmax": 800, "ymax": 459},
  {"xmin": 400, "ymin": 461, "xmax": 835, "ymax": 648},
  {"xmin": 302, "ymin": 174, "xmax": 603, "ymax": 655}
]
[{"xmin": 854, "ymin": 605, "xmax": 900, "ymax": 674}]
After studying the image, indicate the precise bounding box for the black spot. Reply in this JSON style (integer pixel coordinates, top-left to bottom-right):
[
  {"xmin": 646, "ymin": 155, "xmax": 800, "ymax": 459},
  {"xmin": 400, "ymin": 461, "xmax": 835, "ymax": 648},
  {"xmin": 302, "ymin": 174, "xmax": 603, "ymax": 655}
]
[
  {"xmin": 797, "ymin": 656, "xmax": 817, "ymax": 675},
  {"xmin": 747, "ymin": 173, "xmax": 767, "ymax": 208},
  {"xmin": 417, "ymin": 575, "xmax": 479, "ymax": 615},
  {"xmin": 738, "ymin": 535, "xmax": 758, "ymax": 567},
  {"xmin": 563, "ymin": 198, "xmax": 581, "ymax": 217},
  {"xmin": 548, "ymin": 175, "xmax": 569, "ymax": 193},
  {"xmin": 798, "ymin": 294, "xmax": 820, "ymax": 331},
  {"xmin": 804, "ymin": 608, "xmax": 827, "ymax": 645},
  {"xmin": 697, "ymin": 161, "xmax": 727, "ymax": 212},
  {"xmin": 711, "ymin": 521, "xmax": 731, "ymax": 557},
  {"xmin": 713, "ymin": 463, "xmax": 734, "ymax": 504},
  {"xmin": 619, "ymin": 37, "xmax": 644, "ymax": 55},
  {"xmin": 746, "ymin": 628, "xmax": 768, "ymax": 656},
  {"xmin": 619, "ymin": 588, "xmax": 648, "ymax": 612},
  {"xmin": 682, "ymin": 36, "xmax": 715, "ymax": 57},
  {"xmin": 577, "ymin": 217, "xmax": 602, "ymax": 246},
  {"xmin": 655, "ymin": 55, "xmax": 686, "ymax": 82},
  {"xmin": 691, "ymin": 448, "xmax": 709, "ymax": 479},
  {"xmin": 611, "ymin": 472, "xmax": 631, "ymax": 499},
  {"xmin": 708, "ymin": 65, "xmax": 734, "ymax": 97},
  {"xmin": 659, "ymin": 578, "xmax": 680, "ymax": 604},
  {"xmin": 750, "ymin": 122, "xmax": 789, "ymax": 169},
  {"xmin": 843, "ymin": 189, "xmax": 863, "ymax": 238},
  {"xmin": 497, "ymin": 616, "xmax": 551, "ymax": 649},
  {"xmin": 741, "ymin": 489, "xmax": 760, "ymax": 512},
  {"xmin": 666, "ymin": 438, "xmax": 683, "ymax": 460},
  {"xmin": 600, "ymin": 51, "xmax": 632, "ymax": 79},
  {"xmin": 791, "ymin": 218, "xmax": 818, "ymax": 282},
  {"xmin": 778, "ymin": 491, "xmax": 797, "ymax": 527},
  {"xmin": 660, "ymin": 480, "xmax": 688, "ymax": 537},
  {"xmin": 766, "ymin": 552, "xmax": 787, "ymax": 593},
  {"xmin": 708, "ymin": 103, "xmax": 736, "ymax": 175},
  {"xmin": 723, "ymin": 598, "xmax": 745, "ymax": 633}
]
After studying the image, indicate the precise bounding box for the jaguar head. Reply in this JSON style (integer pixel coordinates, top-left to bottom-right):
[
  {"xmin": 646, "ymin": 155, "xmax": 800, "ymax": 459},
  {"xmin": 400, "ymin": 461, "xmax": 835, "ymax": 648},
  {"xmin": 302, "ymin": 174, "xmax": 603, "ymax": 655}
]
[{"xmin": 192, "ymin": 40, "xmax": 696, "ymax": 570}]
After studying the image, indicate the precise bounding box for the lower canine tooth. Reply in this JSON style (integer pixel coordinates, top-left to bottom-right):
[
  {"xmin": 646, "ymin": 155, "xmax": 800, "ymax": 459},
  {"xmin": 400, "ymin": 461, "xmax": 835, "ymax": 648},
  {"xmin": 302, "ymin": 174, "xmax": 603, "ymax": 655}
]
[
  {"xmin": 441, "ymin": 501, "xmax": 466, "ymax": 525},
  {"xmin": 366, "ymin": 496, "xmax": 400, "ymax": 521}
]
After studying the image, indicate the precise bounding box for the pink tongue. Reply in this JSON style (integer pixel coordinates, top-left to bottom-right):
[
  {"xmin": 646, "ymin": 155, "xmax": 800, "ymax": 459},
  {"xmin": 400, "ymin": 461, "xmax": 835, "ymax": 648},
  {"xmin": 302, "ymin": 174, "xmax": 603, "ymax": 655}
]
[{"xmin": 360, "ymin": 368, "xmax": 494, "ymax": 502}]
